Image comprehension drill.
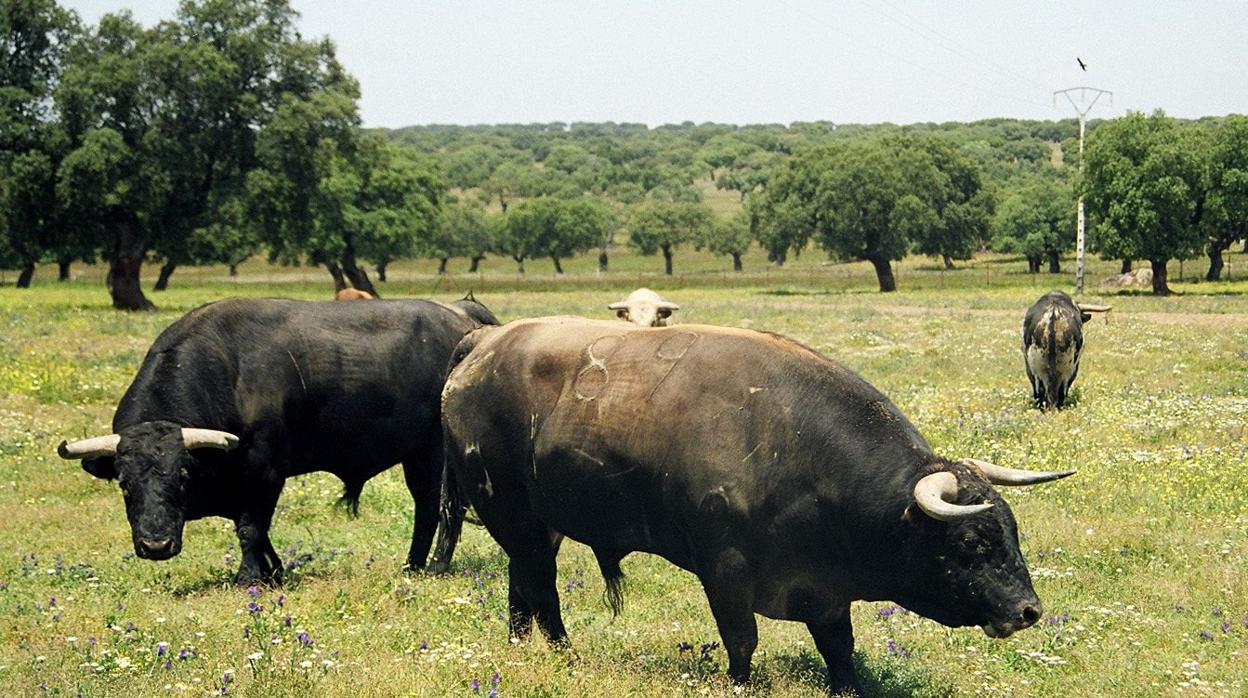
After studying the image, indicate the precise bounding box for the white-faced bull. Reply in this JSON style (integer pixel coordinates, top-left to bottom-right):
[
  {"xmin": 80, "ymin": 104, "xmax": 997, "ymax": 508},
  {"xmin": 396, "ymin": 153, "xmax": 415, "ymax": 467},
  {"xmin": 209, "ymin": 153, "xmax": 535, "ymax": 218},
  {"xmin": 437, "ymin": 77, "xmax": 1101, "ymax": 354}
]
[
  {"xmin": 1022, "ymin": 291, "xmax": 1110, "ymax": 409},
  {"xmin": 607, "ymin": 288, "xmax": 679, "ymax": 327},
  {"xmin": 57, "ymin": 296, "xmax": 497, "ymax": 584},
  {"xmin": 430, "ymin": 318, "xmax": 1074, "ymax": 695}
]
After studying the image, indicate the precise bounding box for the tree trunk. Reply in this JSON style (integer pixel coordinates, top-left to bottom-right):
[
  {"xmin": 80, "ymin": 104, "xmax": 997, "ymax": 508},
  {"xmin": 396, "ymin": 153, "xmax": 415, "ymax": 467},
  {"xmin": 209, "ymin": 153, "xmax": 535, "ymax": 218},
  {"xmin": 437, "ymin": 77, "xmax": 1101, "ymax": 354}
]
[
  {"xmin": 1027, "ymin": 255, "xmax": 1041, "ymax": 274},
  {"xmin": 662, "ymin": 245, "xmax": 673, "ymax": 275},
  {"xmin": 1205, "ymin": 233, "xmax": 1237, "ymax": 281},
  {"xmin": 1206, "ymin": 246, "xmax": 1224, "ymax": 282},
  {"xmin": 551, "ymin": 256, "xmax": 564, "ymax": 275},
  {"xmin": 868, "ymin": 256, "xmax": 897, "ymax": 292},
  {"xmin": 326, "ymin": 262, "xmax": 347, "ymax": 291},
  {"xmin": 58, "ymin": 259, "xmax": 71, "ymax": 281},
  {"xmin": 1121, "ymin": 259, "xmax": 1132, "ymax": 274},
  {"xmin": 228, "ymin": 264, "xmax": 239, "ymax": 277},
  {"xmin": 108, "ymin": 213, "xmax": 155, "ymax": 311},
  {"xmin": 499, "ymin": 197, "xmax": 509, "ymax": 213},
  {"xmin": 376, "ymin": 262, "xmax": 388, "ymax": 282},
  {"xmin": 513, "ymin": 256, "xmax": 525, "ymax": 274},
  {"xmin": 732, "ymin": 252, "xmax": 743, "ymax": 272},
  {"xmin": 437, "ymin": 258, "xmax": 449, "ymax": 275},
  {"xmin": 340, "ymin": 249, "xmax": 379, "ymax": 298},
  {"xmin": 598, "ymin": 250, "xmax": 608, "ymax": 273},
  {"xmin": 153, "ymin": 262, "xmax": 176, "ymax": 291},
  {"xmin": 15, "ymin": 262, "xmax": 35, "ymax": 288},
  {"xmin": 469, "ymin": 255, "xmax": 484, "ymax": 273},
  {"xmin": 942, "ymin": 254, "xmax": 954, "ymax": 270},
  {"xmin": 1150, "ymin": 259, "xmax": 1171, "ymax": 296},
  {"xmin": 1047, "ymin": 250, "xmax": 1061, "ymax": 273}
]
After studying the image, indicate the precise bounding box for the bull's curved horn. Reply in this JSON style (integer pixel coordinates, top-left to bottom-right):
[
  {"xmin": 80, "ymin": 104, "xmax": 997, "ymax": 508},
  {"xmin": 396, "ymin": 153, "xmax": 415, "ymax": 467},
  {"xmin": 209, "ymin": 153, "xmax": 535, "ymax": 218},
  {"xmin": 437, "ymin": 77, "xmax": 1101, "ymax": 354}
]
[
  {"xmin": 57, "ymin": 434, "xmax": 121, "ymax": 460},
  {"xmin": 962, "ymin": 458, "xmax": 1076, "ymax": 486},
  {"xmin": 1075, "ymin": 303, "xmax": 1111, "ymax": 313},
  {"xmin": 182, "ymin": 428, "xmax": 240, "ymax": 451},
  {"xmin": 913, "ymin": 471, "xmax": 993, "ymax": 522},
  {"xmin": 607, "ymin": 301, "xmax": 628, "ymax": 310},
  {"xmin": 656, "ymin": 301, "xmax": 681, "ymax": 310}
]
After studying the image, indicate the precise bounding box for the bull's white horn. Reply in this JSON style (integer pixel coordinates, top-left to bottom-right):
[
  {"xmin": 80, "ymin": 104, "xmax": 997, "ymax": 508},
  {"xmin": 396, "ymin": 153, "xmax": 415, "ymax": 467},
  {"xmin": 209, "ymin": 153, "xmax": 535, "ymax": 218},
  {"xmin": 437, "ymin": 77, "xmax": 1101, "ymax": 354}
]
[
  {"xmin": 57, "ymin": 434, "xmax": 121, "ymax": 460},
  {"xmin": 913, "ymin": 471, "xmax": 994, "ymax": 522},
  {"xmin": 607, "ymin": 301, "xmax": 628, "ymax": 310},
  {"xmin": 182, "ymin": 428, "xmax": 241, "ymax": 451},
  {"xmin": 1076, "ymin": 303, "xmax": 1112, "ymax": 313},
  {"xmin": 657, "ymin": 301, "xmax": 681, "ymax": 310},
  {"xmin": 962, "ymin": 458, "xmax": 1076, "ymax": 486}
]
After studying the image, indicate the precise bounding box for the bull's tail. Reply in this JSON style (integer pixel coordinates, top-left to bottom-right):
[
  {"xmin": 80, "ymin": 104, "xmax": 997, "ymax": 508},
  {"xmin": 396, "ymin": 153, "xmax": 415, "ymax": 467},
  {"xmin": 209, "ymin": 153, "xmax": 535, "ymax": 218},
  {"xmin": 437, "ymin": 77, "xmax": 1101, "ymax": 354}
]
[
  {"xmin": 1045, "ymin": 308, "xmax": 1062, "ymax": 408},
  {"xmin": 428, "ymin": 458, "xmax": 463, "ymax": 575},
  {"xmin": 336, "ymin": 480, "xmax": 364, "ymax": 518},
  {"xmin": 594, "ymin": 549, "xmax": 627, "ymax": 617}
]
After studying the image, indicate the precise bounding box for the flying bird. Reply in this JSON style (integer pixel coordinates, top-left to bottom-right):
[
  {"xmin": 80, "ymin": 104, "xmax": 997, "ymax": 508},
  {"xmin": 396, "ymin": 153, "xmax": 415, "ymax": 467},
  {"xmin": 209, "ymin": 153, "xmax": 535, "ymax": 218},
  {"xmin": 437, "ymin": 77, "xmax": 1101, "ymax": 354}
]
[{"xmin": 1077, "ymin": 57, "xmax": 1087, "ymax": 71}]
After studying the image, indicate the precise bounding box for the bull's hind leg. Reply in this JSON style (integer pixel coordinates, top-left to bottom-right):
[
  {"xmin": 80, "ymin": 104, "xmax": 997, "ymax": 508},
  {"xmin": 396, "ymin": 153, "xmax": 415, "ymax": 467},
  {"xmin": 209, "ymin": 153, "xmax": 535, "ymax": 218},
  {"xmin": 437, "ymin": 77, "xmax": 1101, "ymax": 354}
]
[
  {"xmin": 496, "ymin": 522, "xmax": 568, "ymax": 646},
  {"xmin": 401, "ymin": 455, "xmax": 441, "ymax": 571},
  {"xmin": 697, "ymin": 547, "xmax": 758, "ymax": 683}
]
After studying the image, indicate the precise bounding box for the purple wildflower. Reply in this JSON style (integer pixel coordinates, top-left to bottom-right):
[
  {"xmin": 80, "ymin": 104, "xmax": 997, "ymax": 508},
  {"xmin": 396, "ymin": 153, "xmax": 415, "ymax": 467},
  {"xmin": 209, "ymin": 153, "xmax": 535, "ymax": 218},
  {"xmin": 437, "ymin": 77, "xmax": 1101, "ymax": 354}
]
[
  {"xmin": 247, "ymin": 602, "xmax": 263, "ymax": 614},
  {"xmin": 87, "ymin": 637, "xmax": 96, "ymax": 648},
  {"xmin": 491, "ymin": 672, "xmax": 500, "ymax": 686},
  {"xmin": 700, "ymin": 641, "xmax": 720, "ymax": 659},
  {"xmin": 1212, "ymin": 607, "xmax": 1223, "ymax": 617},
  {"xmin": 677, "ymin": 641, "xmax": 693, "ymax": 652},
  {"xmin": 886, "ymin": 639, "xmax": 911, "ymax": 658},
  {"xmin": 877, "ymin": 605, "xmax": 907, "ymax": 620},
  {"xmin": 471, "ymin": 678, "xmax": 480, "ymax": 693},
  {"xmin": 284, "ymin": 615, "xmax": 292, "ymax": 627},
  {"xmin": 243, "ymin": 627, "xmax": 250, "ymax": 639},
  {"xmin": 163, "ymin": 660, "xmax": 172, "ymax": 670},
  {"xmin": 1199, "ymin": 630, "xmax": 1214, "ymax": 641},
  {"xmin": 156, "ymin": 642, "xmax": 168, "ymax": 657},
  {"xmin": 125, "ymin": 622, "xmax": 136, "ymax": 632},
  {"xmin": 297, "ymin": 631, "xmax": 312, "ymax": 647},
  {"xmin": 1222, "ymin": 621, "xmax": 1232, "ymax": 634},
  {"xmin": 177, "ymin": 648, "xmax": 190, "ymax": 661},
  {"xmin": 277, "ymin": 595, "xmax": 285, "ymax": 607},
  {"xmin": 48, "ymin": 597, "xmax": 57, "ymax": 607},
  {"xmin": 418, "ymin": 641, "xmax": 428, "ymax": 651},
  {"xmin": 247, "ymin": 586, "xmax": 261, "ymax": 598}
]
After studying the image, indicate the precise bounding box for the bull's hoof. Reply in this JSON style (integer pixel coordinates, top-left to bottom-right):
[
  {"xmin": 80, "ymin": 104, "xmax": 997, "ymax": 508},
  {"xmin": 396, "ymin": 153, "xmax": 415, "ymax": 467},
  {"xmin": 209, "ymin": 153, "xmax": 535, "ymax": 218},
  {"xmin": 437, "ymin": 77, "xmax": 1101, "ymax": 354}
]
[{"xmin": 423, "ymin": 559, "xmax": 451, "ymax": 576}]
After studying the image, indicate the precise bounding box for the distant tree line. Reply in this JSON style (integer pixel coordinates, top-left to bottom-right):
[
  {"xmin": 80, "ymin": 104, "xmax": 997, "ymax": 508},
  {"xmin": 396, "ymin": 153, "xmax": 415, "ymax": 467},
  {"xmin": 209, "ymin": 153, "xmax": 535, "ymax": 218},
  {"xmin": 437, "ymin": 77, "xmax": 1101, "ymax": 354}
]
[{"xmin": 4, "ymin": 1, "xmax": 1245, "ymax": 304}]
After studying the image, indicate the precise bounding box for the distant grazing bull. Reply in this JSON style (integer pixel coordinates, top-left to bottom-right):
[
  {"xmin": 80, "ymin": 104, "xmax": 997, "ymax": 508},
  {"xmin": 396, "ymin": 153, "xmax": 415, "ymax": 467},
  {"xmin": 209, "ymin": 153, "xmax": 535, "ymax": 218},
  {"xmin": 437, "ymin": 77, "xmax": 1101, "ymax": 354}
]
[
  {"xmin": 1023, "ymin": 291, "xmax": 1110, "ymax": 409},
  {"xmin": 334, "ymin": 288, "xmax": 375, "ymax": 300},
  {"xmin": 432, "ymin": 317, "xmax": 1072, "ymax": 695},
  {"xmin": 608, "ymin": 288, "xmax": 679, "ymax": 326},
  {"xmin": 57, "ymin": 296, "xmax": 498, "ymax": 584}
]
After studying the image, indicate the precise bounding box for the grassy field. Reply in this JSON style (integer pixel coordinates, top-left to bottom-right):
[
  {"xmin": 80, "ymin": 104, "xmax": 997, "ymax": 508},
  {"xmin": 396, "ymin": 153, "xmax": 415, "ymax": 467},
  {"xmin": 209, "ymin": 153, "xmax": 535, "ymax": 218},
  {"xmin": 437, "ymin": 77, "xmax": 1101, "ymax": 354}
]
[{"xmin": 2, "ymin": 247, "xmax": 1247, "ymax": 697}]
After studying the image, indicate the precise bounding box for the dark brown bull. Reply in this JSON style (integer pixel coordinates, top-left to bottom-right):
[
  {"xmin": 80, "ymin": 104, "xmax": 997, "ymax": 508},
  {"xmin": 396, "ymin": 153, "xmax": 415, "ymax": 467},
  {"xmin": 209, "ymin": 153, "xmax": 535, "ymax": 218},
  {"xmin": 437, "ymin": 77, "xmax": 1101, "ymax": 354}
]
[{"xmin": 432, "ymin": 317, "xmax": 1073, "ymax": 695}]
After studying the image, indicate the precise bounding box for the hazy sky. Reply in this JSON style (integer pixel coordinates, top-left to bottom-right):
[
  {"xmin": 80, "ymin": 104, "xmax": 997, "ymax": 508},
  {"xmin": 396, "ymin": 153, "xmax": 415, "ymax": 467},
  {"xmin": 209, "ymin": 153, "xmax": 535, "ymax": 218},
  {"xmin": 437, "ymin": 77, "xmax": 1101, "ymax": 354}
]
[{"xmin": 63, "ymin": 0, "xmax": 1248, "ymax": 129}]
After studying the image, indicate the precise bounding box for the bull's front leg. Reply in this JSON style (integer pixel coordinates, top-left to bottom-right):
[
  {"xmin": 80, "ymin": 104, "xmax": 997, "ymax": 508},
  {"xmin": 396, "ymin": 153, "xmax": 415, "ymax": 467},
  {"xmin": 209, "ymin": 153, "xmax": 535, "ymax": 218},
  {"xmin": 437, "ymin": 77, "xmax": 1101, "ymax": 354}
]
[
  {"xmin": 807, "ymin": 609, "xmax": 863, "ymax": 697},
  {"xmin": 234, "ymin": 452, "xmax": 286, "ymax": 585}
]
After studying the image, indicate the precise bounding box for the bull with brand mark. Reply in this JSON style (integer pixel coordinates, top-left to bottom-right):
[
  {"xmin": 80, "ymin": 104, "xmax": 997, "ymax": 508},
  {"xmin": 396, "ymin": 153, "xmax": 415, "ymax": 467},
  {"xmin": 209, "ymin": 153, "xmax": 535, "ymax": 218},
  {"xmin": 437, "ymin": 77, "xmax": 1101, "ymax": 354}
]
[
  {"xmin": 431, "ymin": 317, "xmax": 1074, "ymax": 695},
  {"xmin": 1023, "ymin": 291, "xmax": 1110, "ymax": 409},
  {"xmin": 58, "ymin": 295, "xmax": 498, "ymax": 584}
]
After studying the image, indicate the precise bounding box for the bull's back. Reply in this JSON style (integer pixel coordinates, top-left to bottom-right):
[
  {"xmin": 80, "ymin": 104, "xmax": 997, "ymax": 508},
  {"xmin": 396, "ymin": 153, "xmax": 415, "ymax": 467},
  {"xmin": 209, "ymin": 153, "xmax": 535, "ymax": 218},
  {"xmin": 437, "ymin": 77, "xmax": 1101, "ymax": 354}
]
[
  {"xmin": 444, "ymin": 318, "xmax": 929, "ymax": 555},
  {"xmin": 124, "ymin": 298, "xmax": 474, "ymax": 472}
]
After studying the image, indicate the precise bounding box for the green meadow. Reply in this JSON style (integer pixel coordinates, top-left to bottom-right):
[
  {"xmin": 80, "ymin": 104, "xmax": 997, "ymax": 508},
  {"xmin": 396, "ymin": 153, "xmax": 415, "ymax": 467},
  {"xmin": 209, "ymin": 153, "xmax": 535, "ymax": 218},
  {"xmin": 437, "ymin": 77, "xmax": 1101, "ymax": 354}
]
[{"xmin": 2, "ymin": 248, "xmax": 1247, "ymax": 697}]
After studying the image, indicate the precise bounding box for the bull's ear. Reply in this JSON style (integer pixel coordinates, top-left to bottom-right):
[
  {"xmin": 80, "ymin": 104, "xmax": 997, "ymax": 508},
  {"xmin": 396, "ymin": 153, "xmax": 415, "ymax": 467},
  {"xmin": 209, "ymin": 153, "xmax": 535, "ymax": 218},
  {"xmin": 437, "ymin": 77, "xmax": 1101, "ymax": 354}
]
[
  {"xmin": 616, "ymin": 309, "xmax": 629, "ymax": 320},
  {"xmin": 657, "ymin": 308, "xmax": 672, "ymax": 319},
  {"xmin": 81, "ymin": 456, "xmax": 118, "ymax": 481},
  {"xmin": 1080, "ymin": 312, "xmax": 1093, "ymax": 323}
]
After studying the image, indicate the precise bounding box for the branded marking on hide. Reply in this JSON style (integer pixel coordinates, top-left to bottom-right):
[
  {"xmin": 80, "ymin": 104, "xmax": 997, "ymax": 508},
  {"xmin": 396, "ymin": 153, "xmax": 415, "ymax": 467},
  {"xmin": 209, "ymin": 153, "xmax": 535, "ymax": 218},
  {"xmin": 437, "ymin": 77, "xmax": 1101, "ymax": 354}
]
[
  {"xmin": 575, "ymin": 335, "xmax": 626, "ymax": 400},
  {"xmin": 648, "ymin": 332, "xmax": 700, "ymax": 400},
  {"xmin": 287, "ymin": 351, "xmax": 308, "ymax": 394}
]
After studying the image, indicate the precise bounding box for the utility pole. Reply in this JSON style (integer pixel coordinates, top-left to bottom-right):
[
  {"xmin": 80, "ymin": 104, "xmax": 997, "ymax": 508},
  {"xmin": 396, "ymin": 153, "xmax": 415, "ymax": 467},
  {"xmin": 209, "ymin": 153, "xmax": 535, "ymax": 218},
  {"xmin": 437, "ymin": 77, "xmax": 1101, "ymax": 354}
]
[{"xmin": 1054, "ymin": 86, "xmax": 1112, "ymax": 295}]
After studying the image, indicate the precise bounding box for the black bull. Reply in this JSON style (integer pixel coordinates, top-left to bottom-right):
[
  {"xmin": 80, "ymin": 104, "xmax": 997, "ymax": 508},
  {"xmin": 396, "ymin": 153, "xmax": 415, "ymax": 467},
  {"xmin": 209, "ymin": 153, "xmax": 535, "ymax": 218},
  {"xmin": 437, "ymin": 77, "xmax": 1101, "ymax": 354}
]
[
  {"xmin": 57, "ymin": 296, "xmax": 497, "ymax": 584},
  {"xmin": 431, "ymin": 318, "xmax": 1073, "ymax": 695}
]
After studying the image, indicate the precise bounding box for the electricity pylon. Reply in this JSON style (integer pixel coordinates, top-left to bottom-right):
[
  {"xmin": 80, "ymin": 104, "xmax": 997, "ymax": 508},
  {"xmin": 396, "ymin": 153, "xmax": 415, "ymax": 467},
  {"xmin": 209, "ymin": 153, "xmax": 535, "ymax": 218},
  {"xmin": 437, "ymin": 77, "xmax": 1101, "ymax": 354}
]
[{"xmin": 1054, "ymin": 86, "xmax": 1112, "ymax": 295}]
